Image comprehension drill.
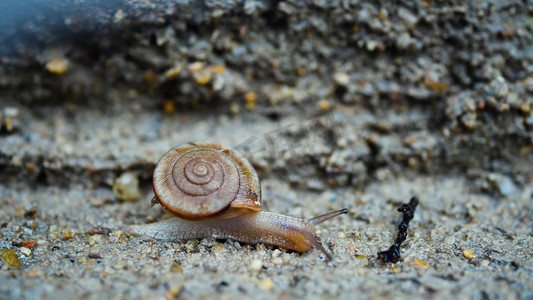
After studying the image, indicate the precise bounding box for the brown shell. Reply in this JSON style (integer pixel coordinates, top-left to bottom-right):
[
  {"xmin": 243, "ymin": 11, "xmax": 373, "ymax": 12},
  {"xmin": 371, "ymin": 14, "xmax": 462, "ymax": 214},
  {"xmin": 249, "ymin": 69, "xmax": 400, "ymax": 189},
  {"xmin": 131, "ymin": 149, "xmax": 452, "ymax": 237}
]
[{"xmin": 152, "ymin": 142, "xmax": 261, "ymax": 220}]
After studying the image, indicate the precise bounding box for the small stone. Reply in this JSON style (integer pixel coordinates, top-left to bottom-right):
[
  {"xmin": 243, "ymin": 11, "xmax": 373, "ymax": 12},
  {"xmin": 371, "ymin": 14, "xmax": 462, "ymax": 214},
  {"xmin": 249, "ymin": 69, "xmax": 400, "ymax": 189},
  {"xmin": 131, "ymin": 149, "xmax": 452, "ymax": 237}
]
[
  {"xmin": 333, "ymin": 72, "xmax": 350, "ymax": 86},
  {"xmin": 88, "ymin": 235, "xmax": 103, "ymax": 247},
  {"xmin": 245, "ymin": 92, "xmax": 257, "ymax": 110},
  {"xmin": 90, "ymin": 226, "xmax": 111, "ymax": 235},
  {"xmin": 23, "ymin": 240, "xmax": 36, "ymax": 248},
  {"xmin": 249, "ymin": 259, "xmax": 262, "ymax": 271},
  {"xmin": 272, "ymin": 249, "xmax": 282, "ymax": 257},
  {"xmin": 163, "ymin": 100, "xmax": 176, "ymax": 115},
  {"xmin": 414, "ymin": 259, "xmax": 429, "ymax": 270},
  {"xmin": 188, "ymin": 62, "xmax": 205, "ymax": 73},
  {"xmin": 463, "ymin": 249, "xmax": 476, "ymax": 259},
  {"xmin": 210, "ymin": 65, "xmax": 226, "ymax": 74},
  {"xmin": 46, "ymin": 58, "xmax": 68, "ymax": 75},
  {"xmin": 259, "ymin": 278, "xmax": 274, "ymax": 291},
  {"xmin": 62, "ymin": 232, "xmax": 74, "ymax": 240},
  {"xmin": 20, "ymin": 247, "xmax": 31, "ymax": 257},
  {"xmin": 0, "ymin": 249, "xmax": 21, "ymax": 268},
  {"xmin": 398, "ymin": 8, "xmax": 418, "ymax": 29},
  {"xmin": 112, "ymin": 172, "xmax": 140, "ymax": 201},
  {"xmin": 2, "ymin": 107, "xmax": 20, "ymax": 133},
  {"xmin": 192, "ymin": 68, "xmax": 212, "ymax": 85},
  {"xmin": 170, "ymin": 264, "xmax": 182, "ymax": 273},
  {"xmin": 114, "ymin": 9, "xmax": 124, "ymax": 22},
  {"xmin": 229, "ymin": 103, "xmax": 240, "ymax": 115},
  {"xmin": 272, "ymin": 257, "xmax": 283, "ymax": 265},
  {"xmin": 318, "ymin": 99, "xmax": 330, "ymax": 110},
  {"xmin": 165, "ymin": 66, "xmax": 182, "ymax": 79}
]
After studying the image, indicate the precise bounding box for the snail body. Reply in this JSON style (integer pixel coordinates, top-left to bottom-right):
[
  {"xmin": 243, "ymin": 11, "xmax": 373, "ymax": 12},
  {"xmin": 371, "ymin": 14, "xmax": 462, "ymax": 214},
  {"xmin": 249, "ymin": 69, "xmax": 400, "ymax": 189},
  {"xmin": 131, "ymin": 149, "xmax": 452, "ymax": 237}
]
[{"xmin": 125, "ymin": 142, "xmax": 347, "ymax": 259}]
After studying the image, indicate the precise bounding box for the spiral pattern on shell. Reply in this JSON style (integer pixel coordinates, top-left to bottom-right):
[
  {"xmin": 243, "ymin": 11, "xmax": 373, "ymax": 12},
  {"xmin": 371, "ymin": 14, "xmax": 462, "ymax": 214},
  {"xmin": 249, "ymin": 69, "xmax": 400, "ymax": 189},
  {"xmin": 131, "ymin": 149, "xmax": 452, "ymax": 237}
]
[{"xmin": 153, "ymin": 142, "xmax": 261, "ymax": 220}]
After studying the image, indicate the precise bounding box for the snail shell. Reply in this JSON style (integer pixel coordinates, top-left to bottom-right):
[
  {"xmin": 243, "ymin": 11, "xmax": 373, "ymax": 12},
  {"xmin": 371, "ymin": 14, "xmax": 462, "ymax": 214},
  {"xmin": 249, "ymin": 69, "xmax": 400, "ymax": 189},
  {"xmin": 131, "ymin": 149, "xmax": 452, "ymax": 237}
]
[
  {"xmin": 153, "ymin": 143, "xmax": 261, "ymax": 220},
  {"xmin": 125, "ymin": 142, "xmax": 347, "ymax": 260}
]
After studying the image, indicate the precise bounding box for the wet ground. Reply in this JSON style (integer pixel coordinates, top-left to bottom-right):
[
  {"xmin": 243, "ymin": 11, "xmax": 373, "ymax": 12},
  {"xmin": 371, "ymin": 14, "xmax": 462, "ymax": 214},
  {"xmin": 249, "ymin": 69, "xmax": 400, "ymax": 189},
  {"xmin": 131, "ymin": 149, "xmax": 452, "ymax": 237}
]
[{"xmin": 1, "ymin": 0, "xmax": 532, "ymax": 299}]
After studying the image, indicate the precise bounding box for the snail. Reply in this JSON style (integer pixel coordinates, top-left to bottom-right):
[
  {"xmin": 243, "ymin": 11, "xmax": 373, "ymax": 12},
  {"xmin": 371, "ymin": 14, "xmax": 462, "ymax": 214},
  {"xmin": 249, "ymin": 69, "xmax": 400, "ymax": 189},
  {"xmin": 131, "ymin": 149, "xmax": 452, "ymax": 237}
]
[{"xmin": 124, "ymin": 142, "xmax": 347, "ymax": 260}]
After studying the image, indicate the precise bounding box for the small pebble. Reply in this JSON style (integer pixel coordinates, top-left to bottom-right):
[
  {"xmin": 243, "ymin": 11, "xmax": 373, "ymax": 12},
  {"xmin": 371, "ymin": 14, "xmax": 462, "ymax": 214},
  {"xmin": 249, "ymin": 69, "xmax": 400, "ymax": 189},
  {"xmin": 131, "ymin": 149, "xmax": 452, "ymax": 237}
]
[
  {"xmin": 88, "ymin": 235, "xmax": 103, "ymax": 247},
  {"xmin": 112, "ymin": 172, "xmax": 140, "ymax": 201},
  {"xmin": 259, "ymin": 278, "xmax": 274, "ymax": 291},
  {"xmin": 229, "ymin": 103, "xmax": 240, "ymax": 115},
  {"xmin": 192, "ymin": 69, "xmax": 212, "ymax": 85},
  {"xmin": 114, "ymin": 9, "xmax": 124, "ymax": 21},
  {"xmin": 23, "ymin": 241, "xmax": 36, "ymax": 248},
  {"xmin": 90, "ymin": 226, "xmax": 111, "ymax": 235},
  {"xmin": 272, "ymin": 257, "xmax": 283, "ymax": 265},
  {"xmin": 245, "ymin": 92, "xmax": 257, "ymax": 110},
  {"xmin": 46, "ymin": 58, "xmax": 68, "ymax": 75},
  {"xmin": 414, "ymin": 259, "xmax": 429, "ymax": 270},
  {"xmin": 163, "ymin": 100, "xmax": 176, "ymax": 115},
  {"xmin": 272, "ymin": 249, "xmax": 282, "ymax": 257},
  {"xmin": 165, "ymin": 66, "xmax": 182, "ymax": 79},
  {"xmin": 19, "ymin": 247, "xmax": 31, "ymax": 257},
  {"xmin": 318, "ymin": 99, "xmax": 330, "ymax": 110},
  {"xmin": 463, "ymin": 249, "xmax": 476, "ymax": 259},
  {"xmin": 333, "ymin": 72, "xmax": 350, "ymax": 86},
  {"xmin": 249, "ymin": 259, "xmax": 262, "ymax": 271},
  {"xmin": 0, "ymin": 249, "xmax": 21, "ymax": 268}
]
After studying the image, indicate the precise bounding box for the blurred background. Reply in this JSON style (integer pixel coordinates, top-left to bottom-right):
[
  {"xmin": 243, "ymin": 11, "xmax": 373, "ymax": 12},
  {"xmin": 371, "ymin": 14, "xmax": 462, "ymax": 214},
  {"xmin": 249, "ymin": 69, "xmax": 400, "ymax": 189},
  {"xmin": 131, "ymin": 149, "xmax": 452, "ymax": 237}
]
[{"xmin": 0, "ymin": 0, "xmax": 532, "ymax": 299}]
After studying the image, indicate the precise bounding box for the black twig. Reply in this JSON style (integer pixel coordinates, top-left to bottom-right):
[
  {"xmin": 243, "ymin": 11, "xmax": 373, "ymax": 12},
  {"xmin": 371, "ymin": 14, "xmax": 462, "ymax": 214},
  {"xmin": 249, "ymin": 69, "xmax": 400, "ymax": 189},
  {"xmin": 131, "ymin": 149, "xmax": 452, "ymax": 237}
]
[{"xmin": 377, "ymin": 196, "xmax": 419, "ymax": 263}]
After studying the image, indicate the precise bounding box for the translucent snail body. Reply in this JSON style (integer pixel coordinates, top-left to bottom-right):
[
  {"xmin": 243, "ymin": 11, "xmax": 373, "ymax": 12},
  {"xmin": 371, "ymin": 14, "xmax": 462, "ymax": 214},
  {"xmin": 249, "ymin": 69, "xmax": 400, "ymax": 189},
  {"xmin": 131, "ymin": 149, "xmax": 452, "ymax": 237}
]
[{"xmin": 125, "ymin": 142, "xmax": 347, "ymax": 259}]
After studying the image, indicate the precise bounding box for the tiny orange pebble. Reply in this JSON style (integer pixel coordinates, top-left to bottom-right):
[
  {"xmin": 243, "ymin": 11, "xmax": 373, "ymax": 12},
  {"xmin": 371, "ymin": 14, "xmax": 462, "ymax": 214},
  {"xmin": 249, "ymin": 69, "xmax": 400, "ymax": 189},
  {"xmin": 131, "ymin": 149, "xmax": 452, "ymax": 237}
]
[
  {"xmin": 163, "ymin": 100, "xmax": 176, "ymax": 115},
  {"xmin": 245, "ymin": 92, "xmax": 256, "ymax": 110},
  {"xmin": 422, "ymin": 1, "xmax": 429, "ymax": 7},
  {"xmin": 414, "ymin": 259, "xmax": 429, "ymax": 269},
  {"xmin": 500, "ymin": 103, "xmax": 508, "ymax": 111},
  {"xmin": 23, "ymin": 241, "xmax": 36, "ymax": 248},
  {"xmin": 27, "ymin": 163, "xmax": 35, "ymax": 171},
  {"xmin": 62, "ymin": 232, "xmax": 74, "ymax": 240},
  {"xmin": 355, "ymin": 255, "xmax": 366, "ymax": 259},
  {"xmin": 244, "ymin": 92, "xmax": 257, "ymax": 102},
  {"xmin": 297, "ymin": 67, "xmax": 306, "ymax": 76}
]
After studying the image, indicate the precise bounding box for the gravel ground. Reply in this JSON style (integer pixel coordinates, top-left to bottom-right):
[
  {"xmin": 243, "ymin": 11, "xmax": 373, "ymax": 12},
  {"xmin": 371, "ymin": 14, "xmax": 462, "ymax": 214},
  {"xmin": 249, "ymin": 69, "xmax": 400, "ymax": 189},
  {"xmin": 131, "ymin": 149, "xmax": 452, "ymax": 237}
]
[{"xmin": 1, "ymin": 0, "xmax": 532, "ymax": 299}]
